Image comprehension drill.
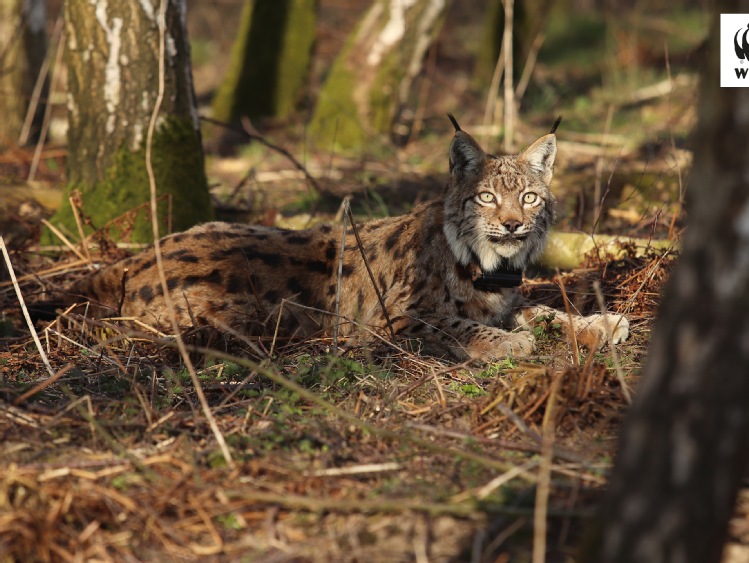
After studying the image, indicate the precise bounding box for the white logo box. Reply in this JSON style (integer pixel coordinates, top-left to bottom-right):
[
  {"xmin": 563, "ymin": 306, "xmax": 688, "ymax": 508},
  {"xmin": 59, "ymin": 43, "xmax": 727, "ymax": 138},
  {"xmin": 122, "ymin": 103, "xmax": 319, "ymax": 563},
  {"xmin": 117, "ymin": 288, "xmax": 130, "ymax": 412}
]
[{"xmin": 722, "ymin": 14, "xmax": 749, "ymax": 87}]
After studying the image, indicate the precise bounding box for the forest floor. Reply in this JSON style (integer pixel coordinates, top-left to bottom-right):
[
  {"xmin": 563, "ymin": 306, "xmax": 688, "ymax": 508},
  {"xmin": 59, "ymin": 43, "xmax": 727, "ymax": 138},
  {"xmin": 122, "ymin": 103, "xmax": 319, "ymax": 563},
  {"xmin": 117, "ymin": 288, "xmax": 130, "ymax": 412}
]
[
  {"xmin": 1, "ymin": 233, "xmax": 676, "ymax": 561},
  {"xmin": 4, "ymin": 3, "xmax": 746, "ymax": 562}
]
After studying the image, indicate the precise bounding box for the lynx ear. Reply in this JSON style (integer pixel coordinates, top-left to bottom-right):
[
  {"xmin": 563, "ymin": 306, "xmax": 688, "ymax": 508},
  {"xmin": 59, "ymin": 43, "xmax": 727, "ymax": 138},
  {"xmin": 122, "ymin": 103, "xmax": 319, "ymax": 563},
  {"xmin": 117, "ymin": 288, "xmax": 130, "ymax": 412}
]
[
  {"xmin": 449, "ymin": 130, "xmax": 486, "ymax": 179},
  {"xmin": 518, "ymin": 134, "xmax": 556, "ymax": 184}
]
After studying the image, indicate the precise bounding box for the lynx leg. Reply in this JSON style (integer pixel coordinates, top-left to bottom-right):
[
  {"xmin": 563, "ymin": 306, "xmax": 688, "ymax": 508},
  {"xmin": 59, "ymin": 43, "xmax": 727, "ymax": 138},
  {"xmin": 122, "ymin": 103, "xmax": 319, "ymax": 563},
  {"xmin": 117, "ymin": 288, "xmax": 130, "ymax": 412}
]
[
  {"xmin": 514, "ymin": 304, "xmax": 629, "ymax": 350},
  {"xmin": 401, "ymin": 317, "xmax": 536, "ymax": 361}
]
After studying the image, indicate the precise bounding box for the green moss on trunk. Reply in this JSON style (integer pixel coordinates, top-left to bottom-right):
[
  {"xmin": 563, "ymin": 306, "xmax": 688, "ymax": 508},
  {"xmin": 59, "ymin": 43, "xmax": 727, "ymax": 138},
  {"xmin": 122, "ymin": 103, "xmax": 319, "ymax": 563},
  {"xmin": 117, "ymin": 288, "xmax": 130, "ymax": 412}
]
[
  {"xmin": 212, "ymin": 0, "xmax": 316, "ymax": 122},
  {"xmin": 306, "ymin": 49, "xmax": 365, "ymax": 151},
  {"xmin": 369, "ymin": 53, "xmax": 406, "ymax": 135},
  {"xmin": 276, "ymin": 1, "xmax": 316, "ymax": 118},
  {"xmin": 308, "ymin": 0, "xmax": 446, "ymax": 153},
  {"xmin": 45, "ymin": 117, "xmax": 213, "ymax": 245},
  {"xmin": 307, "ymin": 5, "xmax": 390, "ymax": 153}
]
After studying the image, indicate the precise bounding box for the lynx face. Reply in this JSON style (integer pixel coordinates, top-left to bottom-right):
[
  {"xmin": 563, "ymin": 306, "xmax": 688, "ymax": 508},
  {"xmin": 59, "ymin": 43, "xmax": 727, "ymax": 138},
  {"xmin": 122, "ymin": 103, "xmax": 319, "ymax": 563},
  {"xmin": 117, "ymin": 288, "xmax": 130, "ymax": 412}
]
[{"xmin": 443, "ymin": 132, "xmax": 557, "ymax": 272}]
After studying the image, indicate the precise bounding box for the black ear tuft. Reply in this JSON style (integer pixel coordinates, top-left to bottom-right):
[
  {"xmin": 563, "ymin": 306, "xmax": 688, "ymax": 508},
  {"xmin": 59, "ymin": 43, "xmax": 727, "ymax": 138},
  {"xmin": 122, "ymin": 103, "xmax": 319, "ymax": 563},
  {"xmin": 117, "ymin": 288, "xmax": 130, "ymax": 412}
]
[
  {"xmin": 550, "ymin": 115, "xmax": 562, "ymax": 134},
  {"xmin": 449, "ymin": 131, "xmax": 486, "ymax": 179},
  {"xmin": 447, "ymin": 113, "xmax": 462, "ymax": 133}
]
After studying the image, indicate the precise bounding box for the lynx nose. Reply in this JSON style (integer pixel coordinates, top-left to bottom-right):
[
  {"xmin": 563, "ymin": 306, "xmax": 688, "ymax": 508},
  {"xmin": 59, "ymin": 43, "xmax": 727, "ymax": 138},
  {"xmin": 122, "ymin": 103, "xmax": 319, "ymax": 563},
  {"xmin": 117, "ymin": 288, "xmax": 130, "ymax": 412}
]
[{"xmin": 503, "ymin": 219, "xmax": 522, "ymax": 233}]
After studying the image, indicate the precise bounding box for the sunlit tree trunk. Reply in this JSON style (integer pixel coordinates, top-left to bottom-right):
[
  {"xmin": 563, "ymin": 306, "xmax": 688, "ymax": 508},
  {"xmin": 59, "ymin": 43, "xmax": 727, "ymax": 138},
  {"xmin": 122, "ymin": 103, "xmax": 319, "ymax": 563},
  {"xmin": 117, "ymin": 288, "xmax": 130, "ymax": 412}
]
[
  {"xmin": 212, "ymin": 0, "xmax": 317, "ymax": 123},
  {"xmin": 46, "ymin": 0, "xmax": 212, "ymax": 245},
  {"xmin": 308, "ymin": 0, "xmax": 447, "ymax": 152},
  {"xmin": 581, "ymin": 4, "xmax": 749, "ymax": 562},
  {"xmin": 0, "ymin": 0, "xmax": 47, "ymax": 147}
]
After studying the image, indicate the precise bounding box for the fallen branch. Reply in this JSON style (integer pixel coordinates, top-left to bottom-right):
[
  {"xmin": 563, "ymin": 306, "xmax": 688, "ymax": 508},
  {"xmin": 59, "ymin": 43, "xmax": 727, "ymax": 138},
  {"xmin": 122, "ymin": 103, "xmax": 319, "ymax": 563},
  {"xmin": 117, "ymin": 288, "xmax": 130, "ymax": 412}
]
[{"xmin": 541, "ymin": 232, "xmax": 676, "ymax": 269}]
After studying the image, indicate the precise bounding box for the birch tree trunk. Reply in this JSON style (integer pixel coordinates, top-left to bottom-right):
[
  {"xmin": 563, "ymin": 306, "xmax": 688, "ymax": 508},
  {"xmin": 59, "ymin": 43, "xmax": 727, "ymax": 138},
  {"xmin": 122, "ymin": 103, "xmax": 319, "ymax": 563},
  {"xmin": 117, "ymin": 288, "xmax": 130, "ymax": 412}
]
[
  {"xmin": 0, "ymin": 0, "xmax": 47, "ymax": 147},
  {"xmin": 47, "ymin": 0, "xmax": 212, "ymax": 244},
  {"xmin": 308, "ymin": 0, "xmax": 447, "ymax": 152},
  {"xmin": 211, "ymin": 0, "xmax": 316, "ymax": 123},
  {"xmin": 581, "ymin": 4, "xmax": 749, "ymax": 561}
]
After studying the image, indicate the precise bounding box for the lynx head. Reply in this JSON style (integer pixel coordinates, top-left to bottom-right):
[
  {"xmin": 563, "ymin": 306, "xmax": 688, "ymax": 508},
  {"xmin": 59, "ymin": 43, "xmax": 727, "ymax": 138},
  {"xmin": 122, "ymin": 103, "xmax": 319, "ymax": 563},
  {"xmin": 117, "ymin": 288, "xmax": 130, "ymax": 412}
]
[{"xmin": 443, "ymin": 116, "xmax": 557, "ymax": 272}]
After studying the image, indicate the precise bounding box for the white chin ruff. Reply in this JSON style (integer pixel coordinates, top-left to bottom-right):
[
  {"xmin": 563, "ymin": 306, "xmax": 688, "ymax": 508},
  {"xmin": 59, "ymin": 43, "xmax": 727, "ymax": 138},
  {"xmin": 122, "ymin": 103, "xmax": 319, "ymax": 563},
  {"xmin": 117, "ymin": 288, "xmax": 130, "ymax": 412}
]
[
  {"xmin": 474, "ymin": 239, "xmax": 527, "ymax": 270},
  {"xmin": 444, "ymin": 222, "xmax": 543, "ymax": 271}
]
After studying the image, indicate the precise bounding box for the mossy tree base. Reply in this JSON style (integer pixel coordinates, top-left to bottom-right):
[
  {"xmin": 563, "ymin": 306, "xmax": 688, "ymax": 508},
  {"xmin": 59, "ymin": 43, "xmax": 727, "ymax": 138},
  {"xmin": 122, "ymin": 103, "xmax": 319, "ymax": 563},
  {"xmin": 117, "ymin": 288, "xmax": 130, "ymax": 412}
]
[
  {"xmin": 46, "ymin": 118, "xmax": 212, "ymax": 245},
  {"xmin": 49, "ymin": 0, "xmax": 212, "ymax": 246}
]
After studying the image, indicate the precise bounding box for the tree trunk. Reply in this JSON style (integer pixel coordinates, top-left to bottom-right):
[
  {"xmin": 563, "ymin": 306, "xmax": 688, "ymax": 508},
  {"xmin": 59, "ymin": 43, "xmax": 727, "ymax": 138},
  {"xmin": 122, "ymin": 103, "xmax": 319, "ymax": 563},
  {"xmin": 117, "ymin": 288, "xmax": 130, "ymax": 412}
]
[
  {"xmin": 46, "ymin": 0, "xmax": 212, "ymax": 245},
  {"xmin": 211, "ymin": 0, "xmax": 317, "ymax": 123},
  {"xmin": 308, "ymin": 0, "xmax": 447, "ymax": 152},
  {"xmin": 0, "ymin": 0, "xmax": 47, "ymax": 147},
  {"xmin": 472, "ymin": 0, "xmax": 551, "ymax": 89},
  {"xmin": 581, "ymin": 4, "xmax": 749, "ymax": 562}
]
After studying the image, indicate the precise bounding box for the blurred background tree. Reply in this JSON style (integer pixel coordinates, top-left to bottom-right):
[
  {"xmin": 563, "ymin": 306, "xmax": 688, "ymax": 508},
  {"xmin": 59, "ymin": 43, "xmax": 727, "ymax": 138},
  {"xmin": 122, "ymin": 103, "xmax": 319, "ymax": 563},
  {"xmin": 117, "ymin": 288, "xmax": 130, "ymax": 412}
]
[
  {"xmin": 211, "ymin": 0, "xmax": 317, "ymax": 124},
  {"xmin": 473, "ymin": 0, "xmax": 553, "ymax": 87},
  {"xmin": 308, "ymin": 0, "xmax": 448, "ymax": 152},
  {"xmin": 0, "ymin": 0, "xmax": 47, "ymax": 147}
]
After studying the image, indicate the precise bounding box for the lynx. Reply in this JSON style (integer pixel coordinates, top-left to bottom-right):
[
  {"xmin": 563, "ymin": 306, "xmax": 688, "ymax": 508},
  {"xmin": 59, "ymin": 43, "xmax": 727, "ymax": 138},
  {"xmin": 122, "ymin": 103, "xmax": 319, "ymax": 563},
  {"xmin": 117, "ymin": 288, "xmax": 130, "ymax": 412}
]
[{"xmin": 50, "ymin": 116, "xmax": 628, "ymax": 361}]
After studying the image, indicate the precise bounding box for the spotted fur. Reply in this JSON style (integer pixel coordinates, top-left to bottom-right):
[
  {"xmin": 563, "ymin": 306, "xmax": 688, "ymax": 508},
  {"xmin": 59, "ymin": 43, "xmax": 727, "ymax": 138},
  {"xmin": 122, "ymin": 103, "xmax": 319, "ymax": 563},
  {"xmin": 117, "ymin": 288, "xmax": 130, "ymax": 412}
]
[{"xmin": 55, "ymin": 121, "xmax": 628, "ymax": 360}]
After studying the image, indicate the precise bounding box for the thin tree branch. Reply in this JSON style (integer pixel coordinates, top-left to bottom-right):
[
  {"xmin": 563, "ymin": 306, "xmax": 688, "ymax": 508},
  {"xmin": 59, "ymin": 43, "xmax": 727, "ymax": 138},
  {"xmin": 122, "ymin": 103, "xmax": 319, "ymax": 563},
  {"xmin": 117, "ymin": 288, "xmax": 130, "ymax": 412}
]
[
  {"xmin": 201, "ymin": 115, "xmax": 324, "ymax": 195},
  {"xmin": 345, "ymin": 205, "xmax": 396, "ymax": 342}
]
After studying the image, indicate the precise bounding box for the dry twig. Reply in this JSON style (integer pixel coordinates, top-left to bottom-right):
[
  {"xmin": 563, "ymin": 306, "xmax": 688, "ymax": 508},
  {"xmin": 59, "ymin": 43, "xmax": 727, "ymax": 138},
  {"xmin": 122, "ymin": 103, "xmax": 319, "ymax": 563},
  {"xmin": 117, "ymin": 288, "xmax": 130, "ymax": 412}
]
[
  {"xmin": 532, "ymin": 369, "xmax": 561, "ymax": 563},
  {"xmin": 201, "ymin": 115, "xmax": 324, "ymax": 195},
  {"xmin": 28, "ymin": 26, "xmax": 64, "ymax": 182},
  {"xmin": 1, "ymin": 235, "xmax": 54, "ymax": 377},
  {"xmin": 345, "ymin": 204, "xmax": 396, "ymax": 341},
  {"xmin": 145, "ymin": 1, "xmax": 234, "ymax": 468},
  {"xmin": 593, "ymin": 280, "xmax": 632, "ymax": 404}
]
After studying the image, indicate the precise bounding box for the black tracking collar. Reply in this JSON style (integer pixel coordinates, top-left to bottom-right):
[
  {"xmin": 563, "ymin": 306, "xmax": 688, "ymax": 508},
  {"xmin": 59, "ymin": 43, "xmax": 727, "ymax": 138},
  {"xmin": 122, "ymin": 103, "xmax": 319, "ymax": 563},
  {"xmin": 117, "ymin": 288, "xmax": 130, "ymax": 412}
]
[
  {"xmin": 473, "ymin": 263, "xmax": 524, "ymax": 291},
  {"xmin": 457, "ymin": 253, "xmax": 524, "ymax": 291}
]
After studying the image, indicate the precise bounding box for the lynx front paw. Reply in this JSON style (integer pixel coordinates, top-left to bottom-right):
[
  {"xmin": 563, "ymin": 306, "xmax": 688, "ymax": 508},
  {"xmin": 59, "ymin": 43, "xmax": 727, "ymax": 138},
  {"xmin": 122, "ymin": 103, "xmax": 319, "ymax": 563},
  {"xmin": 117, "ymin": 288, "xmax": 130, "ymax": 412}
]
[
  {"xmin": 495, "ymin": 331, "xmax": 536, "ymax": 358},
  {"xmin": 577, "ymin": 313, "xmax": 629, "ymax": 350}
]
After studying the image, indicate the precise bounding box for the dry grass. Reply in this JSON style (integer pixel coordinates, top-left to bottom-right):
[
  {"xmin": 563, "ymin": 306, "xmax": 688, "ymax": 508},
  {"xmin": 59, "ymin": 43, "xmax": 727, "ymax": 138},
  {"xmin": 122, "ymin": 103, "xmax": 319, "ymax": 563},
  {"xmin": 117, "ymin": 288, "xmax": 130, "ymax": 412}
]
[{"xmin": 0, "ymin": 236, "xmax": 676, "ymax": 561}]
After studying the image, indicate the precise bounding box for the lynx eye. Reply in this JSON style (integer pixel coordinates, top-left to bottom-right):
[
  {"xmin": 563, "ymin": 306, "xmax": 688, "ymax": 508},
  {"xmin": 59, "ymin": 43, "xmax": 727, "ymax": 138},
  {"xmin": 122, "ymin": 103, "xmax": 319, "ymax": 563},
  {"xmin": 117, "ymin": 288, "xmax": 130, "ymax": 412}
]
[
  {"xmin": 478, "ymin": 192, "xmax": 495, "ymax": 204},
  {"xmin": 522, "ymin": 192, "xmax": 538, "ymax": 205}
]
